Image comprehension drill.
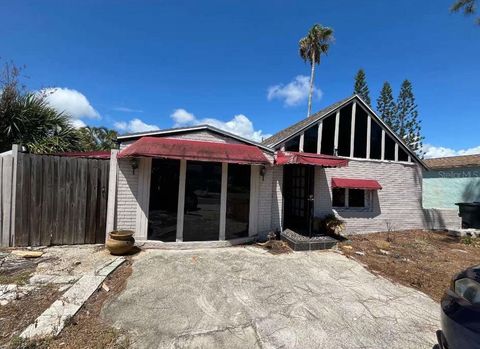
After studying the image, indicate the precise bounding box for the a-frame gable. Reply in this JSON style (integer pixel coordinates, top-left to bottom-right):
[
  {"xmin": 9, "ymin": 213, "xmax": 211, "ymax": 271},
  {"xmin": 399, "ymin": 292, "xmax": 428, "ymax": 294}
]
[{"xmin": 266, "ymin": 95, "xmax": 425, "ymax": 168}]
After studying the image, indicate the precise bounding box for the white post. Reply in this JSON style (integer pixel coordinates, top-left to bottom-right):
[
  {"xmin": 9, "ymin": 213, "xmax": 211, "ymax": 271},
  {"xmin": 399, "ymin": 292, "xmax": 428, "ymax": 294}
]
[
  {"xmin": 248, "ymin": 165, "xmax": 259, "ymax": 237},
  {"xmin": 135, "ymin": 158, "xmax": 151, "ymax": 240},
  {"xmin": 394, "ymin": 143, "xmax": 399, "ymax": 162},
  {"xmin": 176, "ymin": 159, "xmax": 187, "ymax": 242},
  {"xmin": 219, "ymin": 162, "xmax": 228, "ymax": 240},
  {"xmin": 366, "ymin": 115, "xmax": 371, "ymax": 159},
  {"xmin": 280, "ymin": 144, "xmax": 285, "ymax": 151},
  {"xmin": 381, "ymin": 130, "xmax": 385, "ymax": 160},
  {"xmin": 105, "ymin": 149, "xmax": 119, "ymax": 239},
  {"xmin": 317, "ymin": 122, "xmax": 323, "ymax": 154},
  {"xmin": 350, "ymin": 102, "xmax": 356, "ymax": 157},
  {"xmin": 299, "ymin": 133, "xmax": 304, "ymax": 152},
  {"xmin": 334, "ymin": 111, "xmax": 340, "ymax": 155}
]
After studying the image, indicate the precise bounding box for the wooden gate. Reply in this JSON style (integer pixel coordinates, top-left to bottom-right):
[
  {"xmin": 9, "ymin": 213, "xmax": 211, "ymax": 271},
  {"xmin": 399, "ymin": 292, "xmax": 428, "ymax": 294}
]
[{"xmin": 14, "ymin": 152, "xmax": 109, "ymax": 246}]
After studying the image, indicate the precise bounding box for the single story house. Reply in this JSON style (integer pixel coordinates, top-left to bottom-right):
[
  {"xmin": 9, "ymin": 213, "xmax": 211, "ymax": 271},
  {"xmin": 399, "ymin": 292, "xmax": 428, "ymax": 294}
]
[
  {"xmin": 423, "ymin": 154, "xmax": 480, "ymax": 209},
  {"xmin": 106, "ymin": 95, "xmax": 460, "ymax": 245}
]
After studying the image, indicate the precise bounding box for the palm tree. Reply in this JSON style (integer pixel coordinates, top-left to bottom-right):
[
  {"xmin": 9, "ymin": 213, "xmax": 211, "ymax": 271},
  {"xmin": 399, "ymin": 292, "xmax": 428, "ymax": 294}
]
[
  {"xmin": 299, "ymin": 24, "xmax": 334, "ymax": 117},
  {"xmin": 451, "ymin": 0, "xmax": 479, "ymax": 24}
]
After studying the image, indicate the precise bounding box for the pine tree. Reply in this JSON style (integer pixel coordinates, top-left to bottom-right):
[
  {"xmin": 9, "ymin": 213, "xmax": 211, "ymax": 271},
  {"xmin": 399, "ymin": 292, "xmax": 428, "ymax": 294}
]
[
  {"xmin": 353, "ymin": 69, "xmax": 371, "ymax": 106},
  {"xmin": 395, "ymin": 80, "xmax": 424, "ymax": 155},
  {"xmin": 376, "ymin": 82, "xmax": 396, "ymax": 129}
]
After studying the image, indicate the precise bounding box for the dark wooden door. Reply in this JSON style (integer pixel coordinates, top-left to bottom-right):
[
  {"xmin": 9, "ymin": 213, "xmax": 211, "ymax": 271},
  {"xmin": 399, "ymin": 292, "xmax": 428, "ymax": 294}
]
[{"xmin": 283, "ymin": 165, "xmax": 314, "ymax": 233}]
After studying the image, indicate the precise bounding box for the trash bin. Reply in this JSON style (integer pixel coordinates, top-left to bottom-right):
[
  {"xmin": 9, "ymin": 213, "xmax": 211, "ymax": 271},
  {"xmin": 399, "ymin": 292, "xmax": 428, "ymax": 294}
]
[{"xmin": 455, "ymin": 202, "xmax": 480, "ymax": 229}]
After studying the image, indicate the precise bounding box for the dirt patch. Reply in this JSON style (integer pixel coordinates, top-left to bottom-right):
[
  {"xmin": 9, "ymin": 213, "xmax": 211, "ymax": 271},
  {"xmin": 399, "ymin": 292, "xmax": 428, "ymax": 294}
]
[
  {"xmin": 45, "ymin": 259, "xmax": 133, "ymax": 349},
  {"xmin": 340, "ymin": 230, "xmax": 480, "ymax": 302},
  {"xmin": 256, "ymin": 240, "xmax": 293, "ymax": 255},
  {"xmin": 0, "ymin": 285, "xmax": 61, "ymax": 346}
]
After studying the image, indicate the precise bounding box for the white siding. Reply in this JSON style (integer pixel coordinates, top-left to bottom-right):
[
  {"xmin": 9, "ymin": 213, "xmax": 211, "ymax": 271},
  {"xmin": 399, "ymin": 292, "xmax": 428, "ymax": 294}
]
[{"xmin": 165, "ymin": 130, "xmax": 243, "ymax": 144}]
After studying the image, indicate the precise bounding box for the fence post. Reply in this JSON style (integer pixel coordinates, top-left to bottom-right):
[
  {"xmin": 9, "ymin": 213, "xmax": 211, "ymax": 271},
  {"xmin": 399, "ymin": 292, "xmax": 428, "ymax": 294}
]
[
  {"xmin": 105, "ymin": 149, "xmax": 118, "ymax": 241},
  {"xmin": 10, "ymin": 144, "xmax": 19, "ymax": 247}
]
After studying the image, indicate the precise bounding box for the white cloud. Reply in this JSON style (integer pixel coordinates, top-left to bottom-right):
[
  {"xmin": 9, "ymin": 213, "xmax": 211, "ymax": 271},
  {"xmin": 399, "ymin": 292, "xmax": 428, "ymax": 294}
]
[
  {"xmin": 267, "ymin": 75, "xmax": 322, "ymax": 106},
  {"xmin": 170, "ymin": 109, "xmax": 271, "ymax": 142},
  {"xmin": 114, "ymin": 118, "xmax": 160, "ymax": 133},
  {"xmin": 70, "ymin": 119, "xmax": 86, "ymax": 129},
  {"xmin": 423, "ymin": 143, "xmax": 480, "ymax": 158},
  {"xmin": 113, "ymin": 107, "xmax": 144, "ymax": 113},
  {"xmin": 171, "ymin": 108, "xmax": 196, "ymax": 126},
  {"xmin": 42, "ymin": 87, "xmax": 100, "ymax": 119}
]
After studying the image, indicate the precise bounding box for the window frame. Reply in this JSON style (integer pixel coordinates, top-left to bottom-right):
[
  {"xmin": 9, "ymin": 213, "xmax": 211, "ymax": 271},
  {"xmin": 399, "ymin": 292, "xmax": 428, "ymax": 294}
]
[{"xmin": 331, "ymin": 187, "xmax": 372, "ymax": 211}]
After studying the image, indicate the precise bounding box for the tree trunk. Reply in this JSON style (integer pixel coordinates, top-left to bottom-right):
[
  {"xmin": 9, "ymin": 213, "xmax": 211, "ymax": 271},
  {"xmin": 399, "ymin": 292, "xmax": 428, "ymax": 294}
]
[{"xmin": 307, "ymin": 51, "xmax": 316, "ymax": 117}]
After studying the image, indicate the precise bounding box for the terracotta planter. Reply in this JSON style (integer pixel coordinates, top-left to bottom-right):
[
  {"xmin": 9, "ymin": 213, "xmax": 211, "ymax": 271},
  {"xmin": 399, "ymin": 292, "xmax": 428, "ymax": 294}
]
[{"xmin": 106, "ymin": 230, "xmax": 135, "ymax": 255}]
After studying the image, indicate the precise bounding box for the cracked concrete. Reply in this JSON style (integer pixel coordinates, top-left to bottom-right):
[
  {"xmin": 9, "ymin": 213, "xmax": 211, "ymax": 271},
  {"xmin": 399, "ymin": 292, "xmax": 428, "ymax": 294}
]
[{"xmin": 103, "ymin": 247, "xmax": 440, "ymax": 349}]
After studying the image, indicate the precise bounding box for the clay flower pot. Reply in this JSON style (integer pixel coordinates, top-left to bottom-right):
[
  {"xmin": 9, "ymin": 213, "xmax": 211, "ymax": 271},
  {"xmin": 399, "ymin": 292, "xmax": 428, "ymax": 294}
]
[{"xmin": 106, "ymin": 230, "xmax": 135, "ymax": 255}]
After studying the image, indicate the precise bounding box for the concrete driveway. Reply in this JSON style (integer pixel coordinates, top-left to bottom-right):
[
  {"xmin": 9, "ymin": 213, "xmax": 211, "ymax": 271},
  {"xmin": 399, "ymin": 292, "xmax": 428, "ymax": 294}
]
[{"xmin": 103, "ymin": 247, "xmax": 440, "ymax": 349}]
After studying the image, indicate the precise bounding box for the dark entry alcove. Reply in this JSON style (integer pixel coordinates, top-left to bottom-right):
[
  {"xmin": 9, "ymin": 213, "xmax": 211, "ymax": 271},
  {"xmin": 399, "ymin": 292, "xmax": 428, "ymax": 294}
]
[
  {"xmin": 183, "ymin": 161, "xmax": 222, "ymax": 241},
  {"xmin": 148, "ymin": 159, "xmax": 180, "ymax": 241}
]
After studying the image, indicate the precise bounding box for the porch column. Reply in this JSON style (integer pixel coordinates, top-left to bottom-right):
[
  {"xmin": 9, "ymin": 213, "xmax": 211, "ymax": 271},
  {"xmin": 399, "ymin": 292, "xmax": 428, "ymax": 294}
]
[
  {"xmin": 219, "ymin": 162, "xmax": 228, "ymax": 240},
  {"xmin": 135, "ymin": 158, "xmax": 152, "ymax": 240},
  {"xmin": 176, "ymin": 159, "xmax": 187, "ymax": 242},
  {"xmin": 105, "ymin": 149, "xmax": 118, "ymax": 240},
  {"xmin": 350, "ymin": 102, "xmax": 356, "ymax": 157},
  {"xmin": 317, "ymin": 122, "xmax": 322, "ymax": 154},
  {"xmin": 334, "ymin": 110, "xmax": 340, "ymax": 155},
  {"xmin": 366, "ymin": 115, "xmax": 371, "ymax": 159},
  {"xmin": 248, "ymin": 165, "xmax": 260, "ymax": 237}
]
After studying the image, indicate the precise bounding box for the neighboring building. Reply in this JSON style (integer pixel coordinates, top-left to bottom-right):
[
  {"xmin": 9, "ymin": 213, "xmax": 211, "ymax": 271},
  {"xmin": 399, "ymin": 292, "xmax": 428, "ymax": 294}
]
[
  {"xmin": 423, "ymin": 154, "xmax": 480, "ymax": 209},
  {"xmin": 107, "ymin": 95, "xmax": 460, "ymax": 244}
]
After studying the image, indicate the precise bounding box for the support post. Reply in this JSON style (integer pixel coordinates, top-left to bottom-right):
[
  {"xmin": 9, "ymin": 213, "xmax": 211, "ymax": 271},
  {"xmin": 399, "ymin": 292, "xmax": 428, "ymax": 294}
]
[
  {"xmin": 394, "ymin": 143, "xmax": 399, "ymax": 162},
  {"xmin": 334, "ymin": 111, "xmax": 340, "ymax": 155},
  {"xmin": 299, "ymin": 133, "xmax": 304, "ymax": 152},
  {"xmin": 135, "ymin": 158, "xmax": 151, "ymax": 240},
  {"xmin": 366, "ymin": 115, "xmax": 371, "ymax": 159},
  {"xmin": 176, "ymin": 159, "xmax": 187, "ymax": 242},
  {"xmin": 317, "ymin": 122, "xmax": 323, "ymax": 154},
  {"xmin": 381, "ymin": 130, "xmax": 385, "ymax": 160},
  {"xmin": 248, "ymin": 165, "xmax": 259, "ymax": 237},
  {"xmin": 219, "ymin": 162, "xmax": 228, "ymax": 240},
  {"xmin": 350, "ymin": 102, "xmax": 356, "ymax": 157},
  {"xmin": 105, "ymin": 149, "xmax": 118, "ymax": 240}
]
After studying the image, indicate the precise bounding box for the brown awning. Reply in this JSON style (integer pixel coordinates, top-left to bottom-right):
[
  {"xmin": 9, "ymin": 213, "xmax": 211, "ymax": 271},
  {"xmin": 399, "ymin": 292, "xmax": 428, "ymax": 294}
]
[
  {"xmin": 275, "ymin": 151, "xmax": 349, "ymax": 167},
  {"xmin": 331, "ymin": 178, "xmax": 382, "ymax": 190},
  {"xmin": 118, "ymin": 137, "xmax": 271, "ymax": 165}
]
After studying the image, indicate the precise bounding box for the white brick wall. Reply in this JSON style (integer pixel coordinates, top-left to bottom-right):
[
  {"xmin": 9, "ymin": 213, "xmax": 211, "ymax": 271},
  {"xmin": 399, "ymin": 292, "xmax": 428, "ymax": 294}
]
[
  {"xmin": 313, "ymin": 159, "xmax": 460, "ymax": 233},
  {"xmin": 115, "ymin": 159, "xmax": 139, "ymax": 231}
]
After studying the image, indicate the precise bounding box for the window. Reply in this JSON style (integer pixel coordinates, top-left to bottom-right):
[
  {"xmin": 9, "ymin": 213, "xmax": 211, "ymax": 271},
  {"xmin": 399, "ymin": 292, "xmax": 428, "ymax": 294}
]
[
  {"xmin": 332, "ymin": 188, "xmax": 346, "ymax": 207},
  {"xmin": 332, "ymin": 188, "xmax": 370, "ymax": 209},
  {"xmin": 303, "ymin": 126, "xmax": 318, "ymax": 153},
  {"xmin": 321, "ymin": 115, "xmax": 336, "ymax": 155},
  {"xmin": 337, "ymin": 104, "xmax": 352, "ymax": 157},
  {"xmin": 226, "ymin": 164, "xmax": 250, "ymax": 240},
  {"xmin": 285, "ymin": 135, "xmax": 300, "ymax": 151}
]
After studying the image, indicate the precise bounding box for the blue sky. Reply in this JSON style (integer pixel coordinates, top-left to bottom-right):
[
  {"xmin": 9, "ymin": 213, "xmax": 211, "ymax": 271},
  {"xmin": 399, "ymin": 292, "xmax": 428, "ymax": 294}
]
[{"xmin": 1, "ymin": 0, "xmax": 478, "ymax": 157}]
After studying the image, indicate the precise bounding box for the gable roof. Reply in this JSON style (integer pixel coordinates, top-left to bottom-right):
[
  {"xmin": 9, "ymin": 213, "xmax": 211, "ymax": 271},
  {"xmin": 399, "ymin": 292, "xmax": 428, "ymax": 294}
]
[
  {"xmin": 424, "ymin": 154, "xmax": 480, "ymax": 170},
  {"xmin": 261, "ymin": 94, "xmax": 426, "ymax": 168},
  {"xmin": 116, "ymin": 124, "xmax": 274, "ymax": 153},
  {"xmin": 262, "ymin": 95, "xmax": 353, "ymax": 147}
]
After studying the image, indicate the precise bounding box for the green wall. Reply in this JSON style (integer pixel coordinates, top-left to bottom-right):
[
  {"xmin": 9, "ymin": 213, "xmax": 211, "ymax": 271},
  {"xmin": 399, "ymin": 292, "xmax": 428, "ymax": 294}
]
[{"xmin": 423, "ymin": 167, "xmax": 480, "ymax": 208}]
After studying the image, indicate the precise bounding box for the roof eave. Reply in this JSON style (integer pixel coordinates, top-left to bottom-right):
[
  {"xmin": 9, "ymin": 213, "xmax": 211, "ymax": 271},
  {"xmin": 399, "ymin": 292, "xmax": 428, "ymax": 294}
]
[{"xmin": 117, "ymin": 124, "xmax": 274, "ymax": 153}]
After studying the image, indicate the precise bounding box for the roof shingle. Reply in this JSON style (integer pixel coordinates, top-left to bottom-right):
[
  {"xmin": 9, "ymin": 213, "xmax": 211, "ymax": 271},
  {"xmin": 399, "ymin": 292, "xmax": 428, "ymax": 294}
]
[{"xmin": 424, "ymin": 154, "xmax": 480, "ymax": 169}]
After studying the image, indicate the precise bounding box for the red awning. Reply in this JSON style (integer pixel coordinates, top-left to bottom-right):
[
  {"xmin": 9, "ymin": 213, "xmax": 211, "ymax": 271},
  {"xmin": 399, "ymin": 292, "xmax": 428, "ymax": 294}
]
[
  {"xmin": 275, "ymin": 151, "xmax": 349, "ymax": 168},
  {"xmin": 331, "ymin": 178, "xmax": 382, "ymax": 190},
  {"xmin": 118, "ymin": 137, "xmax": 271, "ymax": 165}
]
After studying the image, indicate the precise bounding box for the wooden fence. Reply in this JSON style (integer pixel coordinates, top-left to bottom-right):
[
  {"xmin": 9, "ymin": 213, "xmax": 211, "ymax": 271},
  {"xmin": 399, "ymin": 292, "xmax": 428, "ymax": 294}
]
[{"xmin": 0, "ymin": 148, "xmax": 110, "ymax": 247}]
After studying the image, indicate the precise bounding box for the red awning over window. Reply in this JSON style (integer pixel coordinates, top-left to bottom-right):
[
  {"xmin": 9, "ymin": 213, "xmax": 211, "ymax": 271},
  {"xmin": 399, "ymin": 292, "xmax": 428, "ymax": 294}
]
[
  {"xmin": 331, "ymin": 178, "xmax": 382, "ymax": 190},
  {"xmin": 275, "ymin": 151, "xmax": 349, "ymax": 168},
  {"xmin": 118, "ymin": 137, "xmax": 271, "ymax": 165}
]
